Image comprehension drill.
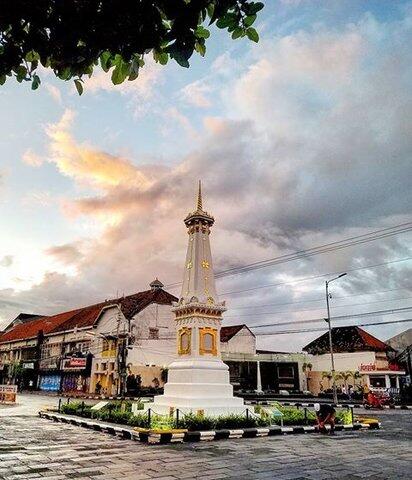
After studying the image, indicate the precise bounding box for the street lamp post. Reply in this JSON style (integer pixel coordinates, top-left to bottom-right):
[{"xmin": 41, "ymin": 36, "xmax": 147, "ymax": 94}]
[{"xmin": 325, "ymin": 273, "xmax": 347, "ymax": 405}]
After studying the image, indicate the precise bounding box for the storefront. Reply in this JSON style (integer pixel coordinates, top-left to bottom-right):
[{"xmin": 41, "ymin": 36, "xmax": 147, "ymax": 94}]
[
  {"xmin": 38, "ymin": 357, "xmax": 61, "ymax": 392},
  {"xmin": 225, "ymin": 359, "xmax": 301, "ymax": 392},
  {"xmin": 60, "ymin": 355, "xmax": 92, "ymax": 394},
  {"xmin": 359, "ymin": 363, "xmax": 405, "ymax": 392}
]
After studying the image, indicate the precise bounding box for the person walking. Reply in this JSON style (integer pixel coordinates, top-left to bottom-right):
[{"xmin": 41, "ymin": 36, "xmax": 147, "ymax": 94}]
[{"xmin": 314, "ymin": 403, "xmax": 336, "ymax": 435}]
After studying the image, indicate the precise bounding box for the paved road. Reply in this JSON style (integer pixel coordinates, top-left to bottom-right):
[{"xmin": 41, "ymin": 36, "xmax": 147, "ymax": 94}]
[{"xmin": 0, "ymin": 395, "xmax": 411, "ymax": 480}]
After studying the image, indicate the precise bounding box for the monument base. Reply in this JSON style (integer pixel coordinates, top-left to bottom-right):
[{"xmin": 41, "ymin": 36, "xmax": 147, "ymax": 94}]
[{"xmin": 144, "ymin": 357, "xmax": 246, "ymax": 417}]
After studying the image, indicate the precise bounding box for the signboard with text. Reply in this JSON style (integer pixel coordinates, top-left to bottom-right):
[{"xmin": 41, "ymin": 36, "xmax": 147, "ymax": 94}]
[{"xmin": 61, "ymin": 357, "xmax": 87, "ymax": 371}]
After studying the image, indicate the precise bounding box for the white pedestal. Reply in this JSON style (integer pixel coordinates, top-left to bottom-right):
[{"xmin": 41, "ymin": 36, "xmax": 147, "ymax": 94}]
[{"xmin": 145, "ymin": 357, "xmax": 245, "ymax": 417}]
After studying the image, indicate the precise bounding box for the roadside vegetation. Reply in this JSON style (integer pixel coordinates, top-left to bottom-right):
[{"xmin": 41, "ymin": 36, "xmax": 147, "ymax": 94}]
[{"xmin": 59, "ymin": 400, "xmax": 353, "ymax": 431}]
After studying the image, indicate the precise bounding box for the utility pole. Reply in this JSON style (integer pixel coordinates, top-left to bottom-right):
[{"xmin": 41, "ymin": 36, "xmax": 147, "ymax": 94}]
[{"xmin": 325, "ymin": 273, "xmax": 347, "ymax": 405}]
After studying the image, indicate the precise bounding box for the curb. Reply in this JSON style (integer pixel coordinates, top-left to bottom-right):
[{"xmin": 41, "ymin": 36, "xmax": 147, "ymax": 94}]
[{"xmin": 39, "ymin": 411, "xmax": 380, "ymax": 445}]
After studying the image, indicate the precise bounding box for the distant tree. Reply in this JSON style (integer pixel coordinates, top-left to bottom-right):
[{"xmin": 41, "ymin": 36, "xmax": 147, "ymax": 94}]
[
  {"xmin": 336, "ymin": 371, "xmax": 352, "ymax": 392},
  {"xmin": 0, "ymin": 0, "xmax": 264, "ymax": 94},
  {"xmin": 302, "ymin": 362, "xmax": 312, "ymax": 390},
  {"xmin": 321, "ymin": 371, "xmax": 333, "ymax": 389}
]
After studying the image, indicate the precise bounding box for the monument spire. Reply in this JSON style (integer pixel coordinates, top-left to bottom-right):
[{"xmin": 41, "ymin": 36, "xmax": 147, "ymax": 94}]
[
  {"xmin": 197, "ymin": 180, "xmax": 203, "ymax": 211},
  {"xmin": 181, "ymin": 182, "xmax": 218, "ymax": 304}
]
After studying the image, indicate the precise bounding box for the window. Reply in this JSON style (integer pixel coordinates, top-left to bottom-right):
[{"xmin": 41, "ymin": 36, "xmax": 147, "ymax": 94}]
[
  {"xmin": 41, "ymin": 345, "xmax": 51, "ymax": 359},
  {"xmin": 277, "ymin": 365, "xmax": 295, "ymax": 379},
  {"xmin": 369, "ymin": 376, "xmax": 386, "ymax": 388},
  {"xmin": 149, "ymin": 328, "xmax": 159, "ymax": 339}
]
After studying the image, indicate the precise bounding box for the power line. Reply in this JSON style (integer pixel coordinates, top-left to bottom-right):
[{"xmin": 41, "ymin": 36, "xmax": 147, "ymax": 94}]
[
  {"xmin": 215, "ymin": 223, "xmax": 412, "ymax": 279},
  {"xmin": 248, "ymin": 306, "xmax": 412, "ymax": 329},
  {"xmin": 251, "ymin": 318, "xmax": 412, "ymax": 336},
  {"xmin": 165, "ymin": 221, "xmax": 412, "ymax": 288},
  {"xmin": 228, "ymin": 286, "xmax": 412, "ymax": 310},
  {"xmin": 221, "ymin": 256, "xmax": 412, "ymax": 296},
  {"xmin": 225, "ymin": 295, "xmax": 412, "ymax": 318}
]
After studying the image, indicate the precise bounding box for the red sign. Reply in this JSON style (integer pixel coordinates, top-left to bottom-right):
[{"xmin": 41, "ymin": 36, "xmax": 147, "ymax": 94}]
[
  {"xmin": 62, "ymin": 358, "xmax": 86, "ymax": 370},
  {"xmin": 359, "ymin": 363, "xmax": 376, "ymax": 371}
]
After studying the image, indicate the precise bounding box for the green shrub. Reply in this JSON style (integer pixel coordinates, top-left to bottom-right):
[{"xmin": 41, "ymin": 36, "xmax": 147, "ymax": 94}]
[
  {"xmin": 176, "ymin": 413, "xmax": 216, "ymax": 431},
  {"xmin": 60, "ymin": 401, "xmax": 92, "ymax": 417},
  {"xmin": 172, "ymin": 412, "xmax": 270, "ymax": 431},
  {"xmin": 60, "ymin": 401, "xmax": 82, "ymax": 415},
  {"xmin": 107, "ymin": 410, "xmax": 133, "ymax": 424},
  {"xmin": 128, "ymin": 413, "xmax": 150, "ymax": 428}
]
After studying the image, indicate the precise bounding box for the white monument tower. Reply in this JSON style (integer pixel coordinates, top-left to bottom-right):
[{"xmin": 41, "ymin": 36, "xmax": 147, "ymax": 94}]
[{"xmin": 149, "ymin": 181, "xmax": 245, "ymax": 415}]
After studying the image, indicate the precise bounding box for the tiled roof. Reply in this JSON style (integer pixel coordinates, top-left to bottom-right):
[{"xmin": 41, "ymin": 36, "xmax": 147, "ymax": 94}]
[
  {"xmin": 0, "ymin": 287, "xmax": 177, "ymax": 344},
  {"xmin": 221, "ymin": 324, "xmax": 254, "ymax": 342},
  {"xmin": 303, "ymin": 326, "xmax": 393, "ymax": 354},
  {"xmin": 0, "ymin": 308, "xmax": 81, "ymax": 343}
]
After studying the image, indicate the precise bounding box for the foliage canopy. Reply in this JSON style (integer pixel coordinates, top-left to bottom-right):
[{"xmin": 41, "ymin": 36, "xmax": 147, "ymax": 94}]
[{"xmin": 0, "ymin": 0, "xmax": 264, "ymax": 94}]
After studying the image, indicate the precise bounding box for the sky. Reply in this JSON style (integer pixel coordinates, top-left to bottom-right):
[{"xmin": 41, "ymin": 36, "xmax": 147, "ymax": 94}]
[{"xmin": 0, "ymin": 0, "xmax": 411, "ymax": 352}]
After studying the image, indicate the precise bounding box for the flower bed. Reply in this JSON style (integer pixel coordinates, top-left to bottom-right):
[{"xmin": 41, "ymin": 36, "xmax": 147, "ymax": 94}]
[{"xmin": 59, "ymin": 400, "xmax": 353, "ymax": 431}]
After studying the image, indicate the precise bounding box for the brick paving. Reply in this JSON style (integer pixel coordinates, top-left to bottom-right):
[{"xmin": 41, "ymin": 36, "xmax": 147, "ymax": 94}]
[{"xmin": 0, "ymin": 411, "xmax": 411, "ymax": 479}]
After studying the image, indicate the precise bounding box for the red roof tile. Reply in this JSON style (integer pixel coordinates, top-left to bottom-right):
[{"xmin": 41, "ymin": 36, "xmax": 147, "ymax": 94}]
[
  {"xmin": 0, "ymin": 308, "xmax": 82, "ymax": 343},
  {"xmin": 357, "ymin": 328, "xmax": 390, "ymax": 351},
  {"xmin": 303, "ymin": 326, "xmax": 393, "ymax": 354},
  {"xmin": 0, "ymin": 288, "xmax": 177, "ymax": 344},
  {"xmin": 220, "ymin": 324, "xmax": 254, "ymax": 342}
]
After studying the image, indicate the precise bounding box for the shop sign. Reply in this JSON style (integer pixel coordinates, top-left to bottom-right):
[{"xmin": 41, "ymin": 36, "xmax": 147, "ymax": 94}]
[
  {"xmin": 359, "ymin": 362, "xmax": 401, "ymax": 372},
  {"xmin": 61, "ymin": 357, "xmax": 86, "ymax": 370},
  {"xmin": 39, "ymin": 358, "xmax": 59, "ymax": 370},
  {"xmin": 22, "ymin": 362, "xmax": 35, "ymax": 369},
  {"xmin": 359, "ymin": 363, "xmax": 376, "ymax": 371},
  {"xmin": 0, "ymin": 385, "xmax": 17, "ymax": 393}
]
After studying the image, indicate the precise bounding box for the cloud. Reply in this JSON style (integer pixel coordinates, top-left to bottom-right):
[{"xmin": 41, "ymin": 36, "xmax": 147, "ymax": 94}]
[
  {"xmin": 45, "ymin": 109, "xmax": 151, "ymax": 189},
  {"xmin": 83, "ymin": 63, "xmax": 163, "ymax": 116},
  {"xmin": 0, "ymin": 256, "xmax": 13, "ymax": 268},
  {"xmin": 180, "ymin": 80, "xmax": 213, "ymax": 108},
  {"xmin": 22, "ymin": 149, "xmax": 43, "ymax": 167},
  {"xmin": 45, "ymin": 243, "xmax": 83, "ymax": 266},
  {"xmin": 21, "ymin": 191, "xmax": 53, "ymax": 207},
  {"xmin": 163, "ymin": 107, "xmax": 199, "ymax": 139},
  {"xmin": 45, "ymin": 83, "xmax": 62, "ymax": 104},
  {"xmin": 1, "ymin": 9, "xmax": 412, "ymax": 349}
]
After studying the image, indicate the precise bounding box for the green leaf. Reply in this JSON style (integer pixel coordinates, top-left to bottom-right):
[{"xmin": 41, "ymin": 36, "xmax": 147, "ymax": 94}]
[
  {"xmin": 111, "ymin": 60, "xmax": 130, "ymax": 84},
  {"xmin": 231, "ymin": 27, "xmax": 244, "ymax": 40},
  {"xmin": 100, "ymin": 51, "xmax": 112, "ymax": 72},
  {"xmin": 25, "ymin": 50, "xmax": 40, "ymax": 62},
  {"xmin": 244, "ymin": 14, "xmax": 257, "ymax": 27},
  {"xmin": 0, "ymin": 75, "xmax": 6, "ymax": 86},
  {"xmin": 245, "ymin": 2, "xmax": 264, "ymax": 15},
  {"xmin": 216, "ymin": 14, "xmax": 235, "ymax": 29},
  {"xmin": 59, "ymin": 67, "xmax": 72, "ymax": 80},
  {"xmin": 195, "ymin": 26, "xmax": 210, "ymax": 39},
  {"xmin": 40, "ymin": 56, "xmax": 51, "ymax": 68},
  {"xmin": 195, "ymin": 41, "xmax": 206, "ymax": 57},
  {"xmin": 171, "ymin": 52, "xmax": 190, "ymax": 68},
  {"xmin": 74, "ymin": 79, "xmax": 83, "ymax": 95},
  {"xmin": 15, "ymin": 65, "xmax": 28, "ymax": 82},
  {"xmin": 206, "ymin": 3, "xmax": 215, "ymax": 19},
  {"xmin": 246, "ymin": 27, "xmax": 259, "ymax": 43},
  {"xmin": 153, "ymin": 51, "xmax": 168, "ymax": 65},
  {"xmin": 31, "ymin": 74, "xmax": 41, "ymax": 90}
]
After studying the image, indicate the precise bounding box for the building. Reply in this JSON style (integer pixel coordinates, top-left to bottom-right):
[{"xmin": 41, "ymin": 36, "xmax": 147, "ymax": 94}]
[
  {"xmin": 303, "ymin": 326, "xmax": 406, "ymax": 394},
  {"xmin": 0, "ymin": 281, "xmax": 177, "ymax": 394},
  {"xmin": 386, "ymin": 328, "xmax": 412, "ymax": 385},
  {"xmin": 220, "ymin": 325, "xmax": 305, "ymax": 392}
]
